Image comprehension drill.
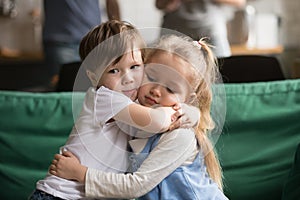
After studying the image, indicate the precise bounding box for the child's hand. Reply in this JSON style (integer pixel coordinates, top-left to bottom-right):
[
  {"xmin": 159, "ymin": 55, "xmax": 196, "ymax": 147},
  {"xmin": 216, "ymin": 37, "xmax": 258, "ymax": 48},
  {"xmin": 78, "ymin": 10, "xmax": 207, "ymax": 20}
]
[
  {"xmin": 168, "ymin": 103, "xmax": 183, "ymax": 131},
  {"xmin": 179, "ymin": 103, "xmax": 200, "ymax": 128},
  {"xmin": 49, "ymin": 151, "xmax": 87, "ymax": 183},
  {"xmin": 171, "ymin": 103, "xmax": 182, "ymax": 122},
  {"xmin": 169, "ymin": 103, "xmax": 200, "ymax": 131}
]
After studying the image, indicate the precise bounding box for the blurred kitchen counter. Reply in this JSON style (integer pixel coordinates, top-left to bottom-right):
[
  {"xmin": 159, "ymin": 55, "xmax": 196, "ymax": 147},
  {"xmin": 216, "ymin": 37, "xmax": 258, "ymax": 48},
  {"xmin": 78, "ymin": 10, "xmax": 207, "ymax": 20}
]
[
  {"xmin": 0, "ymin": 47, "xmax": 43, "ymax": 63},
  {"xmin": 230, "ymin": 44, "xmax": 284, "ymax": 55}
]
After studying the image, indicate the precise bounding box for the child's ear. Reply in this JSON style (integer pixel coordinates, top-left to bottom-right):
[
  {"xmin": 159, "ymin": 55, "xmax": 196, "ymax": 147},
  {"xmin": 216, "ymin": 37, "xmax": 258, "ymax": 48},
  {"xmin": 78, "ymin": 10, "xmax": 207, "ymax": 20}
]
[
  {"xmin": 188, "ymin": 92, "xmax": 197, "ymax": 104},
  {"xmin": 86, "ymin": 70, "xmax": 98, "ymax": 87}
]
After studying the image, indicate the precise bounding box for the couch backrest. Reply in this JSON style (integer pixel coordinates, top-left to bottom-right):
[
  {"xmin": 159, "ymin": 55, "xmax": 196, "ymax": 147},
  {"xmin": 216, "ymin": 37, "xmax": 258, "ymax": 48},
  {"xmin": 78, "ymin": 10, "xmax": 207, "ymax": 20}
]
[{"xmin": 0, "ymin": 79, "xmax": 300, "ymax": 200}]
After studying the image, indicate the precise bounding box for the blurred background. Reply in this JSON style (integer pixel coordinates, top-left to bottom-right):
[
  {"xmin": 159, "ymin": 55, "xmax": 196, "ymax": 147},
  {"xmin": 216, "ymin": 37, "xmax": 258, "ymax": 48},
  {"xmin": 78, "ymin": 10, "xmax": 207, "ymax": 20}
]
[{"xmin": 0, "ymin": 0, "xmax": 299, "ymax": 91}]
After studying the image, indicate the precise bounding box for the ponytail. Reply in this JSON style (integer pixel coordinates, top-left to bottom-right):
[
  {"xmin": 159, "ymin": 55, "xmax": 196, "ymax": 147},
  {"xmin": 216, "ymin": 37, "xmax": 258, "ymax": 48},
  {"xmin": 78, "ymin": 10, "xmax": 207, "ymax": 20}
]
[{"xmin": 194, "ymin": 38, "xmax": 223, "ymax": 189}]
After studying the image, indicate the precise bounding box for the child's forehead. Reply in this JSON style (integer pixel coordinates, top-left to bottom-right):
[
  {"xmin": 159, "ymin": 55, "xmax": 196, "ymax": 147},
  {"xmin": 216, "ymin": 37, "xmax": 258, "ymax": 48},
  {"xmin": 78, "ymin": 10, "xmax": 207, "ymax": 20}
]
[
  {"xmin": 116, "ymin": 50, "xmax": 143, "ymax": 64},
  {"xmin": 145, "ymin": 63, "xmax": 192, "ymax": 88},
  {"xmin": 131, "ymin": 49, "xmax": 143, "ymax": 59},
  {"xmin": 147, "ymin": 52, "xmax": 191, "ymax": 76},
  {"xmin": 106, "ymin": 53, "xmax": 140, "ymax": 69},
  {"xmin": 122, "ymin": 50, "xmax": 143, "ymax": 63}
]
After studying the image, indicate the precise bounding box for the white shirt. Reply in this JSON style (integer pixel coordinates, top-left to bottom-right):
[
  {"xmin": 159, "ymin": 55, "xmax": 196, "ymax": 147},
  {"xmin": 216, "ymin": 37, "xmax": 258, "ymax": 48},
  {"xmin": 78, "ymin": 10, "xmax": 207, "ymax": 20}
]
[{"xmin": 36, "ymin": 86, "xmax": 135, "ymax": 200}]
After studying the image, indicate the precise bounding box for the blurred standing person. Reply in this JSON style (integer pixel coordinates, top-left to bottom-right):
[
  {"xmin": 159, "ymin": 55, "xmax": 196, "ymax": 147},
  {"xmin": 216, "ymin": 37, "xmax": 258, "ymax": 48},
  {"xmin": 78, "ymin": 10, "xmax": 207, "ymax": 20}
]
[
  {"xmin": 156, "ymin": 0, "xmax": 245, "ymax": 57},
  {"xmin": 42, "ymin": 0, "xmax": 120, "ymax": 89}
]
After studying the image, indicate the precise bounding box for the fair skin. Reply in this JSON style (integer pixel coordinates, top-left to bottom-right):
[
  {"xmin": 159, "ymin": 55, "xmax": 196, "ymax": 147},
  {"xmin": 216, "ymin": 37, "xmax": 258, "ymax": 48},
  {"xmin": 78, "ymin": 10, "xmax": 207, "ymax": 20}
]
[
  {"xmin": 50, "ymin": 51, "xmax": 199, "ymax": 185},
  {"xmin": 87, "ymin": 51, "xmax": 144, "ymax": 101},
  {"xmin": 87, "ymin": 50, "xmax": 183, "ymax": 131},
  {"xmin": 138, "ymin": 51, "xmax": 195, "ymax": 107},
  {"xmin": 212, "ymin": 0, "xmax": 246, "ymax": 7}
]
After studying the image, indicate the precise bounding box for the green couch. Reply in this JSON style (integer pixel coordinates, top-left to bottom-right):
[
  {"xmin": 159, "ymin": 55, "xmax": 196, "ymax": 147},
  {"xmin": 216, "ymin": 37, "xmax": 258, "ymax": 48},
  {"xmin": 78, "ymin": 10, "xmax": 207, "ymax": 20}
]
[{"xmin": 1, "ymin": 79, "xmax": 300, "ymax": 200}]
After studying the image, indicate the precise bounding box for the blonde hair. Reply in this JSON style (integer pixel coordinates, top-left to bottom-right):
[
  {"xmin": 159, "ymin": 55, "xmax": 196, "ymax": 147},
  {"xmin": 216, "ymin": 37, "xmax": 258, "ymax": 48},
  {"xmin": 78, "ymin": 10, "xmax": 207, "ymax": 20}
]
[{"xmin": 145, "ymin": 35, "xmax": 223, "ymax": 189}]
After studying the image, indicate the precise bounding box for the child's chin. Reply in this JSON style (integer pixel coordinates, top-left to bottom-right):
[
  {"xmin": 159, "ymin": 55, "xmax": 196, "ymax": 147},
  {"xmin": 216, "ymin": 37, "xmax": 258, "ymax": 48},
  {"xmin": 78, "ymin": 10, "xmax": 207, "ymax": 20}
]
[{"xmin": 123, "ymin": 90, "xmax": 137, "ymax": 101}]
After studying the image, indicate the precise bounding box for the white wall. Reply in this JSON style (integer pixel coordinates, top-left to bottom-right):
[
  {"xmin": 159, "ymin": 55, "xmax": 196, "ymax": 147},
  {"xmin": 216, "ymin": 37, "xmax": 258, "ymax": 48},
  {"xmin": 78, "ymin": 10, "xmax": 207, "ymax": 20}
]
[{"xmin": 118, "ymin": 0, "xmax": 163, "ymax": 43}]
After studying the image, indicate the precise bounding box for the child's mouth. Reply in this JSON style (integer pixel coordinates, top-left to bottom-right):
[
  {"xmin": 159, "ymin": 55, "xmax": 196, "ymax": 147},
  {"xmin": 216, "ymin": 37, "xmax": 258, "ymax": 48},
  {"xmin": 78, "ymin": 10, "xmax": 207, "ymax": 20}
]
[{"xmin": 145, "ymin": 96, "xmax": 157, "ymax": 105}]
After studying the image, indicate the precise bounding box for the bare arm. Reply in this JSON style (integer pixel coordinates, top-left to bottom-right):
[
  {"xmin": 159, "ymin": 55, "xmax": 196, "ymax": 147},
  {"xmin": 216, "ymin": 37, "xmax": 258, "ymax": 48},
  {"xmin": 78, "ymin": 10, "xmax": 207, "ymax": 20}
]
[
  {"xmin": 155, "ymin": 0, "xmax": 182, "ymax": 12},
  {"xmin": 106, "ymin": 0, "xmax": 120, "ymax": 20},
  {"xmin": 113, "ymin": 104, "xmax": 177, "ymax": 133},
  {"xmin": 212, "ymin": 0, "xmax": 246, "ymax": 8},
  {"xmin": 114, "ymin": 101, "xmax": 201, "ymax": 134},
  {"xmin": 95, "ymin": 87, "xmax": 180, "ymax": 135}
]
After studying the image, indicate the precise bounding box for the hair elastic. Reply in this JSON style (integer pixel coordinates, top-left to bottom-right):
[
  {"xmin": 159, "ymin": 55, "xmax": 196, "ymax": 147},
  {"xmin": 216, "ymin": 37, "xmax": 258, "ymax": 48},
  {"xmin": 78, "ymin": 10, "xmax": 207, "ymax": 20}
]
[{"xmin": 192, "ymin": 40, "xmax": 202, "ymax": 50}]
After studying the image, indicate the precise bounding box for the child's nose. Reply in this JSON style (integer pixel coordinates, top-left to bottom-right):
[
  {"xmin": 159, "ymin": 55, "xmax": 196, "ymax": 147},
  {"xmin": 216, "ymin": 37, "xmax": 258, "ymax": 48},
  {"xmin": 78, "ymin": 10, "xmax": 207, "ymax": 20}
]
[
  {"xmin": 150, "ymin": 85, "xmax": 161, "ymax": 96},
  {"xmin": 122, "ymin": 72, "xmax": 134, "ymax": 85}
]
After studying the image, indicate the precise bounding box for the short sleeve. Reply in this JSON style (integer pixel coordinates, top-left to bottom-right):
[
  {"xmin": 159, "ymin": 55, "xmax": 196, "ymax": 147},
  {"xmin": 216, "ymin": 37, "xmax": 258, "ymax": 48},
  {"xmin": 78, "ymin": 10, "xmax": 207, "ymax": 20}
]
[{"xmin": 94, "ymin": 86, "xmax": 133, "ymax": 124}]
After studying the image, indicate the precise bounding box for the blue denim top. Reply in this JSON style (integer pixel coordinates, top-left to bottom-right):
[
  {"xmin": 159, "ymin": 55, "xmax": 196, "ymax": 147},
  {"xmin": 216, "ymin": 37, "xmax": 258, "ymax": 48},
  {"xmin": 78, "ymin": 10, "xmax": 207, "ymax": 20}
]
[{"xmin": 129, "ymin": 134, "xmax": 228, "ymax": 200}]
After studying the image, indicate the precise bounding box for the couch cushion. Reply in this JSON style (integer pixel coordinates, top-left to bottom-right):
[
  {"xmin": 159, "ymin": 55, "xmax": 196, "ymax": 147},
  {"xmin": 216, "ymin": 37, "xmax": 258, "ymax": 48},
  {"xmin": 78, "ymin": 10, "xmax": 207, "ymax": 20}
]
[
  {"xmin": 281, "ymin": 143, "xmax": 300, "ymax": 200},
  {"xmin": 216, "ymin": 79, "xmax": 300, "ymax": 200},
  {"xmin": 0, "ymin": 91, "xmax": 84, "ymax": 199}
]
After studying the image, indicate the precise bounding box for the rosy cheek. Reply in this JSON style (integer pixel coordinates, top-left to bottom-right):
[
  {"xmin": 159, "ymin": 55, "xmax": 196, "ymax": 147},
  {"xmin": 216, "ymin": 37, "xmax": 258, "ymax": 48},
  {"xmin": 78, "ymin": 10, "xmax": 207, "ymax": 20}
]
[{"xmin": 172, "ymin": 95, "xmax": 181, "ymax": 103}]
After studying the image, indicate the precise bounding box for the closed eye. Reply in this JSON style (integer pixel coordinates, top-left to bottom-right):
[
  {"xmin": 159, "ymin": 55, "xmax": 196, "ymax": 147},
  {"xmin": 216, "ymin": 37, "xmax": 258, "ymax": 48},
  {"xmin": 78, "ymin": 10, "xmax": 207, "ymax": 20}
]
[
  {"xmin": 146, "ymin": 74, "xmax": 156, "ymax": 82},
  {"xmin": 166, "ymin": 87, "xmax": 175, "ymax": 94}
]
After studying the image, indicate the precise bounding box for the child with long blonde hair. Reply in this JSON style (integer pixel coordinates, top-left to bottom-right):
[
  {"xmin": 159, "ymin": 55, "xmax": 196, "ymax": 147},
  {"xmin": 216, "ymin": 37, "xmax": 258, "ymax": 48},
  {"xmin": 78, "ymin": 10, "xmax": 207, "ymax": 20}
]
[{"xmin": 50, "ymin": 34, "xmax": 227, "ymax": 199}]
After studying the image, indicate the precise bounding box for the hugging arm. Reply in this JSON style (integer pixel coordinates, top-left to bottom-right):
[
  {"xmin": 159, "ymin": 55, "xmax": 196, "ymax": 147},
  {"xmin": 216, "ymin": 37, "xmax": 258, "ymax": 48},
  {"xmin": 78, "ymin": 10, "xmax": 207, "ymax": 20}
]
[
  {"xmin": 96, "ymin": 87, "xmax": 199, "ymax": 136},
  {"xmin": 114, "ymin": 103, "xmax": 179, "ymax": 134},
  {"xmin": 51, "ymin": 129, "xmax": 197, "ymax": 199},
  {"xmin": 96, "ymin": 87, "xmax": 182, "ymax": 135}
]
